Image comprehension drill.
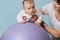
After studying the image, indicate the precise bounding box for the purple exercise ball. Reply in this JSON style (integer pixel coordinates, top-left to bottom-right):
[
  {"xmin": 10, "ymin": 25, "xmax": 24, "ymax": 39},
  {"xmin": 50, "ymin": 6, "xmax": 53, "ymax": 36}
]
[{"xmin": 1, "ymin": 22, "xmax": 50, "ymax": 40}]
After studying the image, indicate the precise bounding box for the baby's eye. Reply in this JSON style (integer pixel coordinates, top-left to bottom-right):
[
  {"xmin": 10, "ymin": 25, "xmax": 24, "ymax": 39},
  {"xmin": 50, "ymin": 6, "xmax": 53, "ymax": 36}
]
[
  {"xmin": 32, "ymin": 7, "xmax": 35, "ymax": 9},
  {"xmin": 54, "ymin": 0, "xmax": 56, "ymax": 1},
  {"xmin": 57, "ymin": 3, "xmax": 60, "ymax": 5},
  {"xmin": 28, "ymin": 8, "xmax": 30, "ymax": 9}
]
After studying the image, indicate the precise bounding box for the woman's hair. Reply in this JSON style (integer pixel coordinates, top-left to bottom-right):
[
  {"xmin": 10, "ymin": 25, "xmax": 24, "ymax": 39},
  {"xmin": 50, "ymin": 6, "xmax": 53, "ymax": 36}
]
[
  {"xmin": 22, "ymin": 0, "xmax": 34, "ymax": 7},
  {"xmin": 56, "ymin": 0, "xmax": 60, "ymax": 4}
]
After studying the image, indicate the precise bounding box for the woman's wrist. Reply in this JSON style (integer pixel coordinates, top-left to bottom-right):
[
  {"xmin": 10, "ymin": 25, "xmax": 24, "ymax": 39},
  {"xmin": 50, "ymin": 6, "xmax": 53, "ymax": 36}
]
[{"xmin": 41, "ymin": 21, "xmax": 47, "ymax": 28}]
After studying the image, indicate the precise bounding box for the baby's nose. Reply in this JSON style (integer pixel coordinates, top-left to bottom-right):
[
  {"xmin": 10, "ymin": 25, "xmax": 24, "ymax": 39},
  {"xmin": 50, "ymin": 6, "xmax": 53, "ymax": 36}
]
[{"xmin": 30, "ymin": 9, "xmax": 33, "ymax": 12}]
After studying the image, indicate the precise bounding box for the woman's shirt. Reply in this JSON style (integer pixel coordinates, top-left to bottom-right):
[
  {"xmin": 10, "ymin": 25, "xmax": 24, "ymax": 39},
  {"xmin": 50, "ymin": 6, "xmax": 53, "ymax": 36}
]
[{"xmin": 42, "ymin": 3, "xmax": 60, "ymax": 30}]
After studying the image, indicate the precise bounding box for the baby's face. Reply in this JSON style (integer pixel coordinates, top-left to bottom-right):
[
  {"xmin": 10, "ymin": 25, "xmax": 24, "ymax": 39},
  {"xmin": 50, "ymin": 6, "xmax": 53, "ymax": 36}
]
[{"xmin": 24, "ymin": 1, "xmax": 36, "ymax": 15}]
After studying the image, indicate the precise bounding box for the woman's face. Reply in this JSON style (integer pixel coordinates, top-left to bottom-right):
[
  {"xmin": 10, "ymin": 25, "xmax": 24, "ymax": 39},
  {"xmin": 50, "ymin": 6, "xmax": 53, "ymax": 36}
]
[{"xmin": 53, "ymin": 0, "xmax": 60, "ymax": 11}]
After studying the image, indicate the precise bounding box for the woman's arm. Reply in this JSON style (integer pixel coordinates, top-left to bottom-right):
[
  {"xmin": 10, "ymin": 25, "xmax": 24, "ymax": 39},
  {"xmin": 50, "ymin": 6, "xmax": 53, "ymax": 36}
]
[
  {"xmin": 44, "ymin": 25, "xmax": 60, "ymax": 38},
  {"xmin": 40, "ymin": 9, "xmax": 60, "ymax": 38}
]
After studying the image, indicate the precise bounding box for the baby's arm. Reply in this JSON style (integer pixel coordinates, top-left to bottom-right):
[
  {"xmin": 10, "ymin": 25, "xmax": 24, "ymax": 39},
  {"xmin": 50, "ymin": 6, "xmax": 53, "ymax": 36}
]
[
  {"xmin": 17, "ymin": 13, "xmax": 27, "ymax": 23},
  {"xmin": 17, "ymin": 13, "xmax": 23, "ymax": 22}
]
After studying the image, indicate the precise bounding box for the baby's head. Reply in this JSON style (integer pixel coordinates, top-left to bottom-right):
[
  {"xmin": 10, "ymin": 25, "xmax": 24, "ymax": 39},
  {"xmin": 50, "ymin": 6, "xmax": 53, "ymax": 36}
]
[{"xmin": 22, "ymin": 0, "xmax": 36, "ymax": 15}]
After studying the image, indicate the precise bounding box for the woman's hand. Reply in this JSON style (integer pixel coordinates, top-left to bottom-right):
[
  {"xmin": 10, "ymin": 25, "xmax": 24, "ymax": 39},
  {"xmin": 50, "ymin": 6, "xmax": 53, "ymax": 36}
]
[{"xmin": 57, "ymin": 30, "xmax": 60, "ymax": 37}]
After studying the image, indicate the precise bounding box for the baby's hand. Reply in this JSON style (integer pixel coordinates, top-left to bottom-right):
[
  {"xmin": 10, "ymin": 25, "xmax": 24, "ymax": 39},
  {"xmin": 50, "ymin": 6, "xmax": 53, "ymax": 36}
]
[
  {"xmin": 30, "ymin": 15, "xmax": 38, "ymax": 23},
  {"xmin": 34, "ymin": 21, "xmax": 40, "ymax": 26},
  {"xmin": 20, "ymin": 16, "xmax": 27, "ymax": 23},
  {"xmin": 20, "ymin": 19, "xmax": 26, "ymax": 23},
  {"xmin": 23, "ymin": 16, "xmax": 27, "ymax": 21}
]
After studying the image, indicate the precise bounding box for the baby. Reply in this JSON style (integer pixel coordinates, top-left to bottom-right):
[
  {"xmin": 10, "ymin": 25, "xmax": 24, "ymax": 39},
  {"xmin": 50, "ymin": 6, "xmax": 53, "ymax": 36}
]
[{"xmin": 17, "ymin": 0, "xmax": 43, "ymax": 26}]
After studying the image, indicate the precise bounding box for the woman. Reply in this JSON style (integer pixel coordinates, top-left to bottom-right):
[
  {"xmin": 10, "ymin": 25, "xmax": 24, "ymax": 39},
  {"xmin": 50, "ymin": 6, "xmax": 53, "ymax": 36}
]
[{"xmin": 40, "ymin": 0, "xmax": 60, "ymax": 40}]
